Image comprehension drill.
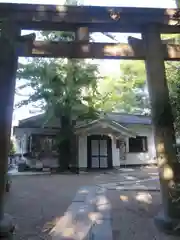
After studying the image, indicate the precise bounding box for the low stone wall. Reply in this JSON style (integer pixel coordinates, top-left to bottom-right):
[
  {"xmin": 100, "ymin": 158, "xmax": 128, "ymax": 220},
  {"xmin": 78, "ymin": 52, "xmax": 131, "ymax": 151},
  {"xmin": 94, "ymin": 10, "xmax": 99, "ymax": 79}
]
[{"xmin": 50, "ymin": 186, "xmax": 112, "ymax": 240}]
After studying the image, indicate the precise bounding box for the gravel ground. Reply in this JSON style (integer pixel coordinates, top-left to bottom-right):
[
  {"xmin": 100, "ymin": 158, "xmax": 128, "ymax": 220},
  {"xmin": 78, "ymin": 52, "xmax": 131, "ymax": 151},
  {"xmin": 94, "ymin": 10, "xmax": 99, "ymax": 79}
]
[
  {"xmin": 4, "ymin": 174, "xmax": 97, "ymax": 240},
  {"xmin": 108, "ymin": 190, "xmax": 179, "ymax": 240},
  {"xmin": 4, "ymin": 168, "xmax": 170, "ymax": 240}
]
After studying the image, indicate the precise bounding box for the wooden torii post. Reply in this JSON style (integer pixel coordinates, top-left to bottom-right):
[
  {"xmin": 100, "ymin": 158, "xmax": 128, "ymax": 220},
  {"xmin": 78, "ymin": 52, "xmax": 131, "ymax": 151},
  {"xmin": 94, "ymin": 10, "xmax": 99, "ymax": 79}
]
[
  {"xmin": 0, "ymin": 22, "xmax": 20, "ymax": 237},
  {"xmin": 142, "ymin": 26, "xmax": 180, "ymax": 230},
  {"xmin": 0, "ymin": 22, "xmax": 35, "ymax": 237},
  {"xmin": 0, "ymin": 3, "xmax": 180, "ymax": 236}
]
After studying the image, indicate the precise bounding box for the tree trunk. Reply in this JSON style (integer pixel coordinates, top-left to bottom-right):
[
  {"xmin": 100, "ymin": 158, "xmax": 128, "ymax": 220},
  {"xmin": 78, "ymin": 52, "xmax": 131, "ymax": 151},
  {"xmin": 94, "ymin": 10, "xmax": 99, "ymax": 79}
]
[
  {"xmin": 58, "ymin": 116, "xmax": 78, "ymax": 173},
  {"xmin": 58, "ymin": 115, "xmax": 71, "ymax": 171},
  {"xmin": 69, "ymin": 121, "xmax": 79, "ymax": 173}
]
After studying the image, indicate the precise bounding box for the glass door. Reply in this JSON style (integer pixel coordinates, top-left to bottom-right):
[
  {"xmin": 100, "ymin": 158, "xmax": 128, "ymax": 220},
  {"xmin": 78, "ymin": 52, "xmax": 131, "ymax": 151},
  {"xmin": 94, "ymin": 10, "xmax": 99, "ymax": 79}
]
[{"xmin": 90, "ymin": 138, "xmax": 108, "ymax": 168}]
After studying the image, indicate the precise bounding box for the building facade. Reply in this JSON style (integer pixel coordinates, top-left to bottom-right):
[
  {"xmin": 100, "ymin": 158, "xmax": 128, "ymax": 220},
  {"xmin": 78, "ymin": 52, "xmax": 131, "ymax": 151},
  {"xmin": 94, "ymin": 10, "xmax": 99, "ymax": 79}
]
[{"xmin": 13, "ymin": 113, "xmax": 156, "ymax": 170}]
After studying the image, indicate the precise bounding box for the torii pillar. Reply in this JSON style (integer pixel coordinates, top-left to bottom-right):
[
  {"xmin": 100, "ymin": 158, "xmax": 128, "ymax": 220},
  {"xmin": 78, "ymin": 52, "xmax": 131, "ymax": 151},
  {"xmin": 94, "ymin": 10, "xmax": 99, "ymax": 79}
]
[
  {"xmin": 143, "ymin": 24, "xmax": 180, "ymax": 233},
  {"xmin": 0, "ymin": 22, "xmax": 20, "ymax": 237}
]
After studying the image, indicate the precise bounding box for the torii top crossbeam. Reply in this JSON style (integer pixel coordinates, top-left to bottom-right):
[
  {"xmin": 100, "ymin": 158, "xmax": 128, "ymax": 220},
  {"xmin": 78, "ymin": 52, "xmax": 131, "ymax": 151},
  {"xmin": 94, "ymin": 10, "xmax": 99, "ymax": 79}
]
[
  {"xmin": 0, "ymin": 3, "xmax": 180, "ymax": 60},
  {"xmin": 0, "ymin": 3, "xmax": 179, "ymax": 33}
]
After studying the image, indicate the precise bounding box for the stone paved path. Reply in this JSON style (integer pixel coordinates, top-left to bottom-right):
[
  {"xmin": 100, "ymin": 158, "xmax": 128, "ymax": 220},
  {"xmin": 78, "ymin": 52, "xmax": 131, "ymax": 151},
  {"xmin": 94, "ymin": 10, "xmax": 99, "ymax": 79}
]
[{"xmin": 95, "ymin": 167, "xmax": 160, "ymax": 191}]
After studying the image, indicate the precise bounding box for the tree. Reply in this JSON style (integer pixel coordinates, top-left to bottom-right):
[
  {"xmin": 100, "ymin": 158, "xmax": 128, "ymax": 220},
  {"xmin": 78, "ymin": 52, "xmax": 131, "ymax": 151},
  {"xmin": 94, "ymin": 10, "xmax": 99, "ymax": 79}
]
[
  {"xmin": 97, "ymin": 57, "xmax": 180, "ymax": 135},
  {"xmin": 16, "ymin": 0, "xmax": 101, "ymax": 172},
  {"xmin": 94, "ymin": 60, "xmax": 150, "ymax": 114},
  {"xmin": 17, "ymin": 57, "xmax": 99, "ymax": 170},
  {"xmin": 16, "ymin": 16, "xmax": 100, "ymax": 172},
  {"xmin": 118, "ymin": 60, "xmax": 149, "ymax": 113},
  {"xmin": 15, "ymin": 0, "xmax": 101, "ymax": 172},
  {"xmin": 166, "ymin": 61, "xmax": 180, "ymax": 134}
]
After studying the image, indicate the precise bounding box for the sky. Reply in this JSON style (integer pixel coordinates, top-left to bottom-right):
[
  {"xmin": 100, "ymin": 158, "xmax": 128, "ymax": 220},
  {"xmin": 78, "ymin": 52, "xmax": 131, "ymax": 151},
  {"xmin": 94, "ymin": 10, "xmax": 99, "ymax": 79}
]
[{"xmin": 0, "ymin": 0, "xmax": 176, "ymax": 125}]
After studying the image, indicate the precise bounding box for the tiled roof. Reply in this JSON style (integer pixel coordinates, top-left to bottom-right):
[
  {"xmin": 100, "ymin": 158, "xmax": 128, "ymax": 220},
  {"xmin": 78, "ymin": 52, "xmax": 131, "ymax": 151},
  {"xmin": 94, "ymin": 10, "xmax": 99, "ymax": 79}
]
[
  {"xmin": 107, "ymin": 113, "xmax": 151, "ymax": 125},
  {"xmin": 17, "ymin": 113, "xmax": 151, "ymax": 128},
  {"xmin": 18, "ymin": 114, "xmax": 61, "ymax": 128}
]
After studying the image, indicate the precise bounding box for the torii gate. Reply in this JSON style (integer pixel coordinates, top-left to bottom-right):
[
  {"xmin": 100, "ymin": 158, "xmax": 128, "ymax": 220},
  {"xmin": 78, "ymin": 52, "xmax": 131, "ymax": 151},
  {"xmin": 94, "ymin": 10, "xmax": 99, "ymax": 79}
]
[{"xmin": 0, "ymin": 3, "xmax": 180, "ymax": 236}]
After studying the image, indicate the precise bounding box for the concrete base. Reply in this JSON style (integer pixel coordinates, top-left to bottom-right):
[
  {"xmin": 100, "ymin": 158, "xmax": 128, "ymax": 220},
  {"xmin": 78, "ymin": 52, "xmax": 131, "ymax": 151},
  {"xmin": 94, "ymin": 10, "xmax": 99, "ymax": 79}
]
[
  {"xmin": 154, "ymin": 211, "xmax": 180, "ymax": 235},
  {"xmin": 0, "ymin": 214, "xmax": 15, "ymax": 238}
]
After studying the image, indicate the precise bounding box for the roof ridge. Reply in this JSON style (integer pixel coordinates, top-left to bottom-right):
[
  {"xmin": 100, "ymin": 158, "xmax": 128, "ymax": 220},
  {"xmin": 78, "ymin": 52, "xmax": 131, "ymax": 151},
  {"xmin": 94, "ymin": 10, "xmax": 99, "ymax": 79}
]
[
  {"xmin": 107, "ymin": 112, "xmax": 151, "ymax": 118},
  {"xmin": 19, "ymin": 113, "xmax": 44, "ymax": 123}
]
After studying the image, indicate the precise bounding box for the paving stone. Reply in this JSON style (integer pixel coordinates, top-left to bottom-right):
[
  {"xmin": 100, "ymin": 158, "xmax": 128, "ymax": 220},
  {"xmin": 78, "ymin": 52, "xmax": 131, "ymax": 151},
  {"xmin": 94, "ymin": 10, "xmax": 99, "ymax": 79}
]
[
  {"xmin": 115, "ymin": 185, "xmax": 160, "ymax": 191},
  {"xmin": 73, "ymin": 186, "xmax": 95, "ymax": 203},
  {"xmin": 95, "ymin": 186, "xmax": 106, "ymax": 195},
  {"xmin": 73, "ymin": 192, "xmax": 88, "ymax": 202},
  {"xmin": 86, "ymin": 186, "xmax": 97, "ymax": 205},
  {"xmin": 50, "ymin": 202, "xmax": 82, "ymax": 235},
  {"xmin": 51, "ymin": 212, "xmax": 93, "ymax": 240},
  {"xmin": 95, "ymin": 195, "xmax": 112, "ymax": 220},
  {"xmin": 51, "ymin": 185, "xmax": 105, "ymax": 240},
  {"xmin": 90, "ymin": 219, "xmax": 113, "ymax": 240}
]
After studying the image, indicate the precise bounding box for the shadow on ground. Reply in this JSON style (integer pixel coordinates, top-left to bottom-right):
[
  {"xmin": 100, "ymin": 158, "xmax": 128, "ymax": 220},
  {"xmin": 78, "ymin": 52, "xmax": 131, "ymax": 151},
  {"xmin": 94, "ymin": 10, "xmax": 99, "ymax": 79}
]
[
  {"xmin": 108, "ymin": 190, "xmax": 179, "ymax": 240},
  {"xmin": 4, "ymin": 168, "xmax": 173, "ymax": 240},
  {"xmin": 4, "ymin": 174, "xmax": 97, "ymax": 240}
]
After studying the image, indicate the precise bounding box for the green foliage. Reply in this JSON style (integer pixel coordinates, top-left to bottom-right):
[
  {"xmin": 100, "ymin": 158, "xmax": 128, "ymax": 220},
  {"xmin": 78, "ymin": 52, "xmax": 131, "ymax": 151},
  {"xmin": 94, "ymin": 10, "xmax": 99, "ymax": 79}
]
[
  {"xmin": 94, "ymin": 60, "xmax": 149, "ymax": 114},
  {"xmin": 166, "ymin": 61, "xmax": 180, "ymax": 134},
  {"xmin": 9, "ymin": 139, "xmax": 15, "ymax": 156},
  {"xmin": 98, "ymin": 57, "xmax": 180, "ymax": 134},
  {"xmin": 16, "ymin": 58, "xmax": 99, "ymax": 121},
  {"xmin": 16, "ymin": 57, "xmax": 99, "ymax": 170},
  {"xmin": 15, "ymin": 0, "xmax": 100, "ymax": 171},
  {"xmin": 16, "ymin": 22, "xmax": 100, "ymax": 121}
]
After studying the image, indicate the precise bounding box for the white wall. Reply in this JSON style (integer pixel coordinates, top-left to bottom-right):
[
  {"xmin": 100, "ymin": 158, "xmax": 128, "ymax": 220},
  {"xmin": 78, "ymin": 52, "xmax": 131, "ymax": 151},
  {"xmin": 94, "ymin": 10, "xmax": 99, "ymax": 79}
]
[
  {"xmin": 121, "ymin": 124, "xmax": 156, "ymax": 165},
  {"xmin": 78, "ymin": 135, "xmax": 87, "ymax": 168},
  {"xmin": 14, "ymin": 134, "xmax": 28, "ymax": 154},
  {"xmin": 111, "ymin": 136, "xmax": 120, "ymax": 167}
]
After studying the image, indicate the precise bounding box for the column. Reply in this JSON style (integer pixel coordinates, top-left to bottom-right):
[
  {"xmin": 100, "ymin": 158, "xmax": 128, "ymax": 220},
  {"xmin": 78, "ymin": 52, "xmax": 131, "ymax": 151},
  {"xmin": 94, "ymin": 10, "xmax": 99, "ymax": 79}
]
[
  {"xmin": 0, "ymin": 21, "xmax": 20, "ymax": 236},
  {"xmin": 142, "ymin": 24, "xmax": 180, "ymax": 232}
]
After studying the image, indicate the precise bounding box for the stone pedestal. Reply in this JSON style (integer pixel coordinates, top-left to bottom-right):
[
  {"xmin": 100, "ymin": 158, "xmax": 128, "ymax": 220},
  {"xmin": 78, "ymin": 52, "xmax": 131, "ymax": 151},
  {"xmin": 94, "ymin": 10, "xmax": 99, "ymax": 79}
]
[
  {"xmin": 0, "ymin": 214, "xmax": 15, "ymax": 239},
  {"xmin": 155, "ymin": 211, "xmax": 180, "ymax": 235}
]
